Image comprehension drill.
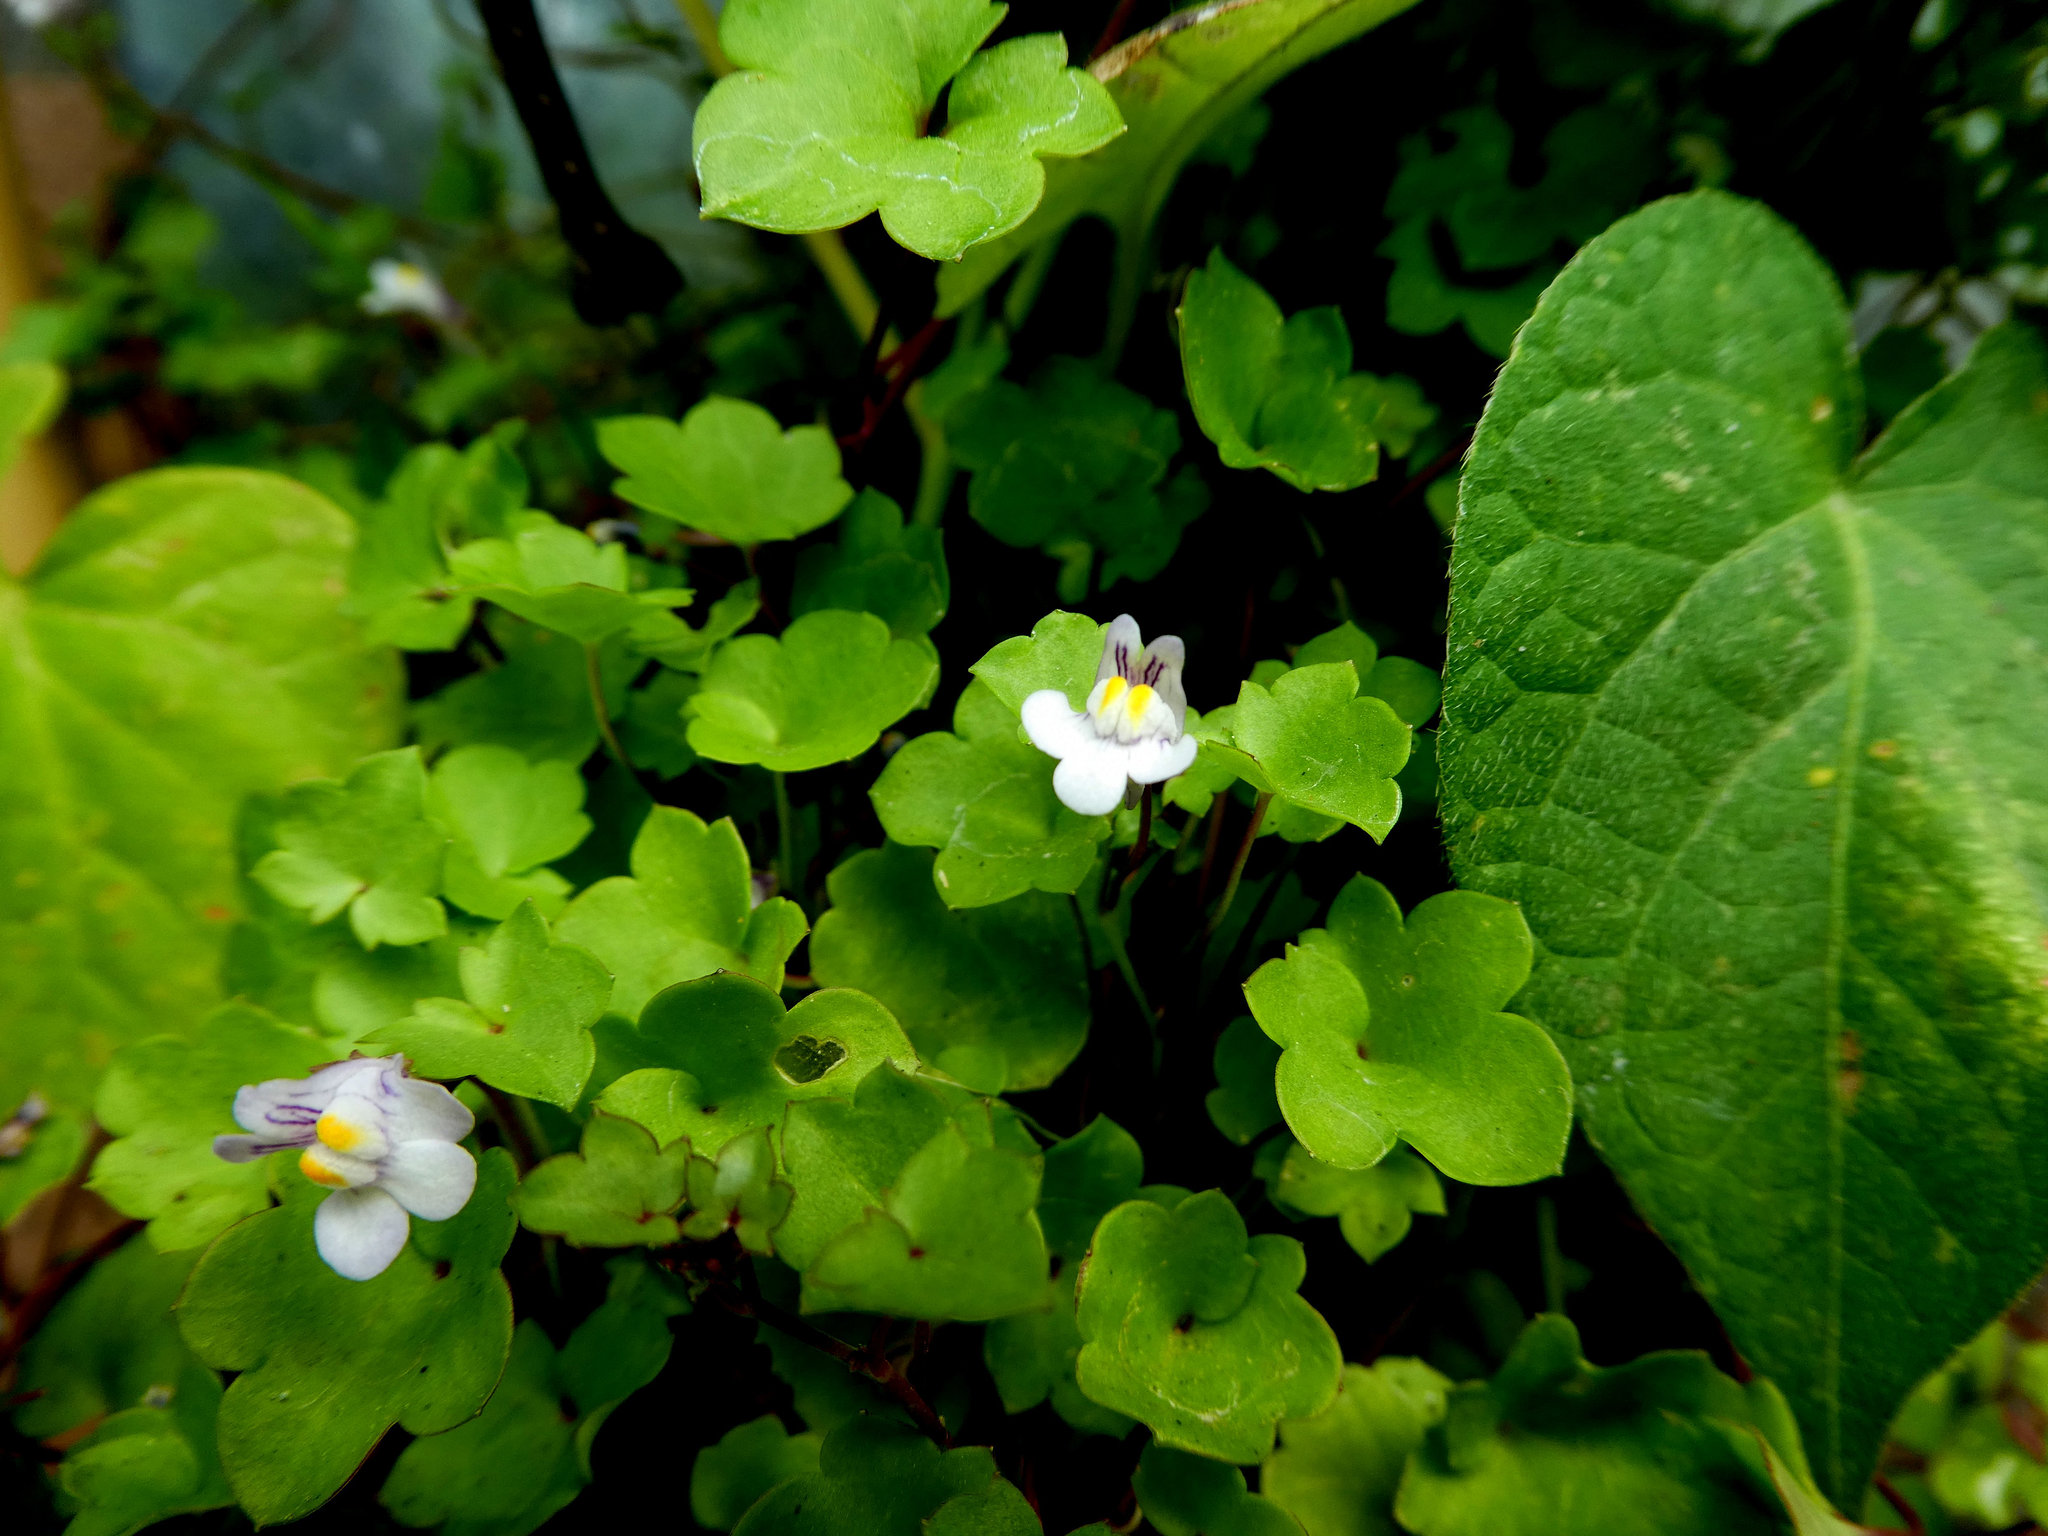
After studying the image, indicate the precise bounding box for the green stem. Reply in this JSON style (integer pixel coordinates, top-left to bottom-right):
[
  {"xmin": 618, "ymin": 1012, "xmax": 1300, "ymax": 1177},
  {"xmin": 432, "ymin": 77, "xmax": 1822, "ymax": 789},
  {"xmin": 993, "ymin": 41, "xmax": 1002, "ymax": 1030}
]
[
  {"xmin": 585, "ymin": 643, "xmax": 631, "ymax": 771},
  {"xmin": 803, "ymin": 230, "xmax": 882, "ymax": 341},
  {"xmin": 1100, "ymin": 219, "xmax": 1152, "ymax": 369},
  {"xmin": 673, "ymin": 0, "xmax": 732, "ymax": 74},
  {"xmin": 773, "ymin": 770, "xmax": 798, "ymax": 899},
  {"xmin": 908, "ymin": 382, "xmax": 952, "ymax": 527},
  {"xmin": 1002, "ymin": 229, "xmax": 1064, "ymax": 330},
  {"xmin": 1205, "ymin": 791, "xmax": 1272, "ymax": 939},
  {"xmin": 1098, "ymin": 893, "xmax": 1160, "ymax": 1075}
]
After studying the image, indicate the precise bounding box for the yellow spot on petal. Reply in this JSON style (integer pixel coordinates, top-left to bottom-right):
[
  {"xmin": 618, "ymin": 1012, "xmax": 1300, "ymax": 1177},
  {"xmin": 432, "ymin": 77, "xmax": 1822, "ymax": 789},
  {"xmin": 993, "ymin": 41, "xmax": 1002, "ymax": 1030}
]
[
  {"xmin": 1126, "ymin": 683, "xmax": 1154, "ymax": 718},
  {"xmin": 1097, "ymin": 676, "xmax": 1127, "ymax": 712},
  {"xmin": 300, "ymin": 1149, "xmax": 351, "ymax": 1188},
  {"xmin": 1806, "ymin": 766, "xmax": 1837, "ymax": 788},
  {"xmin": 316, "ymin": 1111, "xmax": 364, "ymax": 1152}
]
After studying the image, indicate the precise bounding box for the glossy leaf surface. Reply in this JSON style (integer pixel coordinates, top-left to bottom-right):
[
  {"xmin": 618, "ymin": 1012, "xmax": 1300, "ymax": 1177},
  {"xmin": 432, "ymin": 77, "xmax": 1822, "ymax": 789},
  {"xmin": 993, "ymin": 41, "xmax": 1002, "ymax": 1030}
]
[
  {"xmin": 1, "ymin": 468, "xmax": 398, "ymax": 1111},
  {"xmin": 809, "ymin": 842, "xmax": 1088, "ymax": 1091},
  {"xmin": 1438, "ymin": 190, "xmax": 2048, "ymax": 1499},
  {"xmin": 600, "ymin": 396, "xmax": 852, "ymax": 547},
  {"xmin": 1263, "ymin": 1359, "xmax": 1452, "ymax": 1536},
  {"xmin": 1245, "ymin": 876, "xmax": 1571, "ymax": 1182}
]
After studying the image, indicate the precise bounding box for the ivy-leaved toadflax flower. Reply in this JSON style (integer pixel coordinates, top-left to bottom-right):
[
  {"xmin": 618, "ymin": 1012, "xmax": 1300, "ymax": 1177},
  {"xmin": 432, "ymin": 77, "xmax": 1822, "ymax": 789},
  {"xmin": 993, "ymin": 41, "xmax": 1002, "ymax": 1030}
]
[
  {"xmin": 215, "ymin": 1054, "xmax": 477, "ymax": 1281},
  {"xmin": 1022, "ymin": 614, "xmax": 1199, "ymax": 816}
]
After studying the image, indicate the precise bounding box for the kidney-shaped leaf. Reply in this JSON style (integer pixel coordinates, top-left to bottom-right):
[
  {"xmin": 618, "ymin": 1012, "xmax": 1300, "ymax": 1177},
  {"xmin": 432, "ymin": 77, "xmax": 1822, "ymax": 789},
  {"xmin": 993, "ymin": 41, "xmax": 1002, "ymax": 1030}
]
[
  {"xmin": 1262, "ymin": 1358, "xmax": 1451, "ymax": 1536},
  {"xmin": 515, "ymin": 1111, "xmax": 693, "ymax": 1246},
  {"xmin": 694, "ymin": 1, "xmax": 1121, "ymax": 261},
  {"xmin": 597, "ymin": 972, "xmax": 916, "ymax": 1155},
  {"xmin": 1, "ymin": 468, "xmax": 399, "ymax": 1112},
  {"xmin": 599, "ymin": 396, "xmax": 853, "ymax": 547},
  {"xmin": 1073, "ymin": 1189, "xmax": 1341, "ymax": 1463},
  {"xmin": 1244, "ymin": 876, "xmax": 1571, "ymax": 1183},
  {"xmin": 809, "ymin": 843, "xmax": 1088, "ymax": 1091},
  {"xmin": 177, "ymin": 1150, "xmax": 517, "ymax": 1526},
  {"xmin": 1437, "ymin": 189, "xmax": 2048, "ymax": 1502},
  {"xmin": 556, "ymin": 807, "xmax": 808, "ymax": 1020}
]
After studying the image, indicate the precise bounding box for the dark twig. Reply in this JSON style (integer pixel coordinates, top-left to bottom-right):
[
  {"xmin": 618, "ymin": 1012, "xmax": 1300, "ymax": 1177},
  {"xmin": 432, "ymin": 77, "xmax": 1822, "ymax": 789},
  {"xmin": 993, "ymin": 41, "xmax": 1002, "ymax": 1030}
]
[
  {"xmin": 1194, "ymin": 793, "xmax": 1227, "ymax": 905},
  {"xmin": 1388, "ymin": 432, "xmax": 1474, "ymax": 509},
  {"xmin": 1089, "ymin": 0, "xmax": 1143, "ymax": 59},
  {"xmin": 839, "ymin": 317, "xmax": 947, "ymax": 453},
  {"xmin": 1115, "ymin": 785, "xmax": 1154, "ymax": 906},
  {"xmin": 691, "ymin": 1268, "xmax": 953, "ymax": 1447},
  {"xmin": 1204, "ymin": 791, "xmax": 1271, "ymax": 939},
  {"xmin": 1871, "ymin": 1473, "xmax": 1925, "ymax": 1536},
  {"xmin": 475, "ymin": 0, "xmax": 683, "ymax": 323}
]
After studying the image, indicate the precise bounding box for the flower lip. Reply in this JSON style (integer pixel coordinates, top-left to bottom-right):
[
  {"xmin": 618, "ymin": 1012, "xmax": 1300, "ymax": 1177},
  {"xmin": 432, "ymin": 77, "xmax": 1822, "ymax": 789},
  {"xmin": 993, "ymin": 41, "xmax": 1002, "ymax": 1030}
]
[
  {"xmin": 1022, "ymin": 614, "xmax": 1199, "ymax": 816},
  {"xmin": 212, "ymin": 1053, "xmax": 477, "ymax": 1281}
]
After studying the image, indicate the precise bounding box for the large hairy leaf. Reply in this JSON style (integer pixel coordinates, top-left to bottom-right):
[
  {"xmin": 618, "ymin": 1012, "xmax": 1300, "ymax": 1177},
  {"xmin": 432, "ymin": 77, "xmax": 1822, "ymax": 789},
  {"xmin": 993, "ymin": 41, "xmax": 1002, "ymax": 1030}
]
[
  {"xmin": 936, "ymin": 0, "xmax": 1421, "ymax": 317},
  {"xmin": 0, "ymin": 469, "xmax": 399, "ymax": 1112},
  {"xmin": 1438, "ymin": 190, "xmax": 2048, "ymax": 1503}
]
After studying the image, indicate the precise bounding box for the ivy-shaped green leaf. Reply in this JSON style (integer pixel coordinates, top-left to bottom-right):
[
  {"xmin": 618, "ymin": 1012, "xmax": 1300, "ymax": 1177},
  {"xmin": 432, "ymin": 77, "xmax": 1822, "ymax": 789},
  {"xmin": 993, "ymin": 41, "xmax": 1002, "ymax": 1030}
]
[
  {"xmin": 792, "ymin": 490, "xmax": 949, "ymax": 639},
  {"xmin": 2, "ymin": 467, "xmax": 399, "ymax": 1113},
  {"xmin": 597, "ymin": 972, "xmax": 915, "ymax": 1155},
  {"xmin": 177, "ymin": 1150, "xmax": 518, "ymax": 1526},
  {"xmin": 426, "ymin": 743, "xmax": 590, "ymax": 921},
  {"xmin": 0, "ymin": 1103, "xmax": 84, "ymax": 1225},
  {"xmin": 622, "ymin": 668, "xmax": 703, "ymax": 779},
  {"xmin": 1380, "ymin": 104, "xmax": 1658, "ymax": 357},
  {"xmin": 0, "ymin": 358, "xmax": 62, "ymax": 479},
  {"xmin": 382, "ymin": 1261, "xmax": 682, "ymax": 1535},
  {"xmin": 447, "ymin": 511, "xmax": 691, "ymax": 645},
  {"xmin": 91, "ymin": 1003, "xmax": 336, "ymax": 1251},
  {"xmin": 627, "ymin": 579, "xmax": 763, "ymax": 673},
  {"xmin": 692, "ymin": 1416, "xmax": 823, "ymax": 1532},
  {"xmin": 1207, "ymin": 1016, "xmax": 1283, "ymax": 1146},
  {"xmin": 515, "ymin": 1111, "xmax": 693, "ymax": 1246},
  {"xmin": 1244, "ymin": 876, "xmax": 1570, "ymax": 1182},
  {"xmin": 951, "ymin": 357, "xmax": 1207, "ymax": 599},
  {"xmin": 1262, "ymin": 1358, "xmax": 1452, "ymax": 1536},
  {"xmin": 252, "ymin": 747, "xmax": 449, "ymax": 949},
  {"xmin": 556, "ymin": 807, "xmax": 808, "ymax": 1020},
  {"xmin": 414, "ymin": 613, "xmax": 631, "ymax": 765},
  {"xmin": 344, "ymin": 432, "xmax": 526, "ymax": 652},
  {"xmin": 693, "ymin": 2, "xmax": 1121, "ymax": 262},
  {"xmin": 1132, "ymin": 1441, "xmax": 1303, "ymax": 1536},
  {"xmin": 732, "ymin": 1414, "xmax": 1041, "ymax": 1535},
  {"xmin": 599, "ymin": 396, "xmax": 852, "ymax": 547},
  {"xmin": 1073, "ymin": 1189, "xmax": 1341, "ymax": 1463},
  {"xmin": 1195, "ymin": 666, "xmax": 1411, "ymax": 840},
  {"xmin": 804, "ymin": 1113, "xmax": 1047, "ymax": 1321},
  {"xmin": 969, "ymin": 609, "xmax": 1105, "ymax": 715},
  {"xmin": 53, "ymin": 1391, "xmax": 236, "ymax": 1536},
  {"xmin": 1179, "ymin": 248, "xmax": 1434, "ymax": 493},
  {"xmin": 773, "ymin": 1062, "xmax": 957, "ymax": 1271},
  {"xmin": 1437, "ymin": 190, "xmax": 2048, "ymax": 1500},
  {"xmin": 809, "ymin": 843, "xmax": 1088, "ymax": 1092},
  {"xmin": 871, "ymin": 680, "xmax": 1109, "ymax": 909},
  {"xmin": 686, "ymin": 610, "xmax": 939, "ymax": 773},
  {"xmin": 1394, "ymin": 1315, "xmax": 1794, "ymax": 1536},
  {"xmin": 680, "ymin": 1124, "xmax": 793, "ymax": 1252},
  {"xmin": 369, "ymin": 901, "xmax": 612, "ymax": 1110},
  {"xmin": 1256, "ymin": 1137, "xmax": 1445, "ymax": 1264}
]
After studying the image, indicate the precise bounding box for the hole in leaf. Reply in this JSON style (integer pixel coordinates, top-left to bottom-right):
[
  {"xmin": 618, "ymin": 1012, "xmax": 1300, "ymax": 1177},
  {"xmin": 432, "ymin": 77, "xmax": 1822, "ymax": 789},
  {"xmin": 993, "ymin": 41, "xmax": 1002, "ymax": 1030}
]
[{"xmin": 774, "ymin": 1034, "xmax": 848, "ymax": 1085}]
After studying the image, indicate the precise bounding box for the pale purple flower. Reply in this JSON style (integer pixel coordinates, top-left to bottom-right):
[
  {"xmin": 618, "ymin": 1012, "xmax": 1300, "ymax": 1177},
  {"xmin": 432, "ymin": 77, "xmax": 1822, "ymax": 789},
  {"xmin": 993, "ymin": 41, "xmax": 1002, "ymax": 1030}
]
[{"xmin": 215, "ymin": 1055, "xmax": 475, "ymax": 1281}]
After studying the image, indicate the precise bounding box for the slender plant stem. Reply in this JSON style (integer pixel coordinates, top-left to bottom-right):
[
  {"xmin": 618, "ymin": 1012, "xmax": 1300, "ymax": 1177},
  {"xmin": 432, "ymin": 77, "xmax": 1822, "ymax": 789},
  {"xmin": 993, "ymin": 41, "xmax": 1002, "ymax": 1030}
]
[
  {"xmin": 908, "ymin": 384, "xmax": 952, "ymax": 527},
  {"xmin": 1067, "ymin": 892, "xmax": 1097, "ymax": 974},
  {"xmin": 584, "ymin": 643, "xmax": 631, "ymax": 770},
  {"xmin": 0, "ymin": 1220, "xmax": 143, "ymax": 1370},
  {"xmin": 1205, "ymin": 791, "xmax": 1272, "ymax": 939},
  {"xmin": 773, "ymin": 771, "xmax": 798, "ymax": 899},
  {"xmin": 1117, "ymin": 785, "xmax": 1153, "ymax": 904},
  {"xmin": 1002, "ymin": 229, "xmax": 1063, "ymax": 329},
  {"xmin": 480, "ymin": 1083, "xmax": 540, "ymax": 1174},
  {"xmin": 691, "ymin": 1266, "xmax": 952, "ymax": 1447},
  {"xmin": 673, "ymin": 0, "xmax": 732, "ymax": 74},
  {"xmin": 1195, "ymin": 793, "xmax": 1228, "ymax": 902},
  {"xmin": 1097, "ymin": 887, "xmax": 1160, "ymax": 1074}
]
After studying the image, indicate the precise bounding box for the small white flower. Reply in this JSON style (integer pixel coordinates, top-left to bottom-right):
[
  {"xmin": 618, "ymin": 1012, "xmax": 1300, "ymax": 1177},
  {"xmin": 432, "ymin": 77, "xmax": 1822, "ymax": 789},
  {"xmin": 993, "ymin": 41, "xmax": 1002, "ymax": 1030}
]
[
  {"xmin": 360, "ymin": 258, "xmax": 461, "ymax": 324},
  {"xmin": 3, "ymin": 0, "xmax": 84, "ymax": 26},
  {"xmin": 215, "ymin": 1055, "xmax": 477, "ymax": 1282},
  {"xmin": 1021, "ymin": 614, "xmax": 1199, "ymax": 816}
]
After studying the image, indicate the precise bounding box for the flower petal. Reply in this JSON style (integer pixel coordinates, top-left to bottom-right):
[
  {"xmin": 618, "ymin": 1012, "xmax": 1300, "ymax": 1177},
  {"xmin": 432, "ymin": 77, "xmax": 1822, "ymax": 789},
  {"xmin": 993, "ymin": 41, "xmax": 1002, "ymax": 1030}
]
[
  {"xmin": 314, "ymin": 1186, "xmax": 411, "ymax": 1281},
  {"xmin": 1098, "ymin": 614, "xmax": 1143, "ymax": 686},
  {"xmin": 1124, "ymin": 733, "xmax": 1200, "ymax": 786},
  {"xmin": 1134, "ymin": 635, "xmax": 1188, "ymax": 734},
  {"xmin": 383, "ymin": 1077, "xmax": 475, "ymax": 1146},
  {"xmin": 377, "ymin": 1139, "xmax": 479, "ymax": 1221},
  {"xmin": 230, "ymin": 1057, "xmax": 385, "ymax": 1138},
  {"xmin": 1021, "ymin": 689, "xmax": 1093, "ymax": 759},
  {"xmin": 213, "ymin": 1133, "xmax": 297, "ymax": 1163},
  {"xmin": 1052, "ymin": 739, "xmax": 1131, "ymax": 816}
]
